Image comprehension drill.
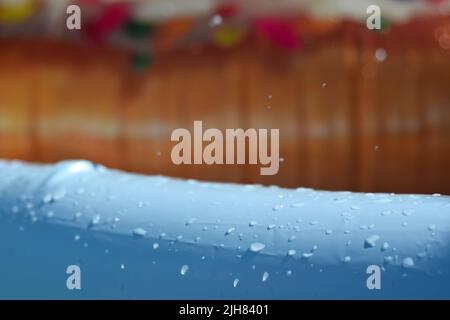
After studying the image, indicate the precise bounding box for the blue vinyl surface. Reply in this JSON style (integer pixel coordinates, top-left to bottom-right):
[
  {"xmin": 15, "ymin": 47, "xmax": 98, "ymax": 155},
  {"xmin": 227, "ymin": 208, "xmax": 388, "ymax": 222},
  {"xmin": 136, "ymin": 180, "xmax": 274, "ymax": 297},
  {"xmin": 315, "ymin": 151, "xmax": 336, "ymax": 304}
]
[{"xmin": 0, "ymin": 160, "xmax": 449, "ymax": 299}]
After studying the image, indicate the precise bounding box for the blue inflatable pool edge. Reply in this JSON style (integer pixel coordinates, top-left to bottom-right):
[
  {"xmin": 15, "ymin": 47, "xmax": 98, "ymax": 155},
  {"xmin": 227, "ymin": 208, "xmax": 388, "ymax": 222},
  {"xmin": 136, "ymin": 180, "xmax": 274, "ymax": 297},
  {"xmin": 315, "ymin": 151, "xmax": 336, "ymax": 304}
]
[{"xmin": 0, "ymin": 159, "xmax": 449, "ymax": 299}]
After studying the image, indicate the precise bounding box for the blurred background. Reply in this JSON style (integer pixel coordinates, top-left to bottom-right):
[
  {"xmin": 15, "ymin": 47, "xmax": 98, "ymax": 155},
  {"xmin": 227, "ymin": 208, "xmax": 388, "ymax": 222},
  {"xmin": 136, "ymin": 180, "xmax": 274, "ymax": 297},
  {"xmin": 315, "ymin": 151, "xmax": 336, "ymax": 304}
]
[{"xmin": 0, "ymin": 0, "xmax": 449, "ymax": 194}]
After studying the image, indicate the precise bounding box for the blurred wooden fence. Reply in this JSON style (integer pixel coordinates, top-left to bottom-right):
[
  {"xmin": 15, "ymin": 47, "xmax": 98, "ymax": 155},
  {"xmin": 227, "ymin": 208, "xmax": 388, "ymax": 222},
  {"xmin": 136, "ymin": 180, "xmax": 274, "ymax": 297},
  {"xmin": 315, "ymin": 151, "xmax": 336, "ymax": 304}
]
[{"xmin": 0, "ymin": 18, "xmax": 449, "ymax": 194}]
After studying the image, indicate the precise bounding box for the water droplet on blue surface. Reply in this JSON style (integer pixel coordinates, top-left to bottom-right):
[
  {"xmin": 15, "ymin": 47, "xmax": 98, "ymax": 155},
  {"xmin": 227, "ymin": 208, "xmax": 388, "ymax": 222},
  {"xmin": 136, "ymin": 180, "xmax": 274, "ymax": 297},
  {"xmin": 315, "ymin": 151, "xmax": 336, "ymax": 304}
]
[
  {"xmin": 381, "ymin": 242, "xmax": 390, "ymax": 251},
  {"xmin": 225, "ymin": 227, "xmax": 235, "ymax": 236},
  {"xmin": 402, "ymin": 209, "xmax": 414, "ymax": 216},
  {"xmin": 287, "ymin": 249, "xmax": 296, "ymax": 256},
  {"xmin": 262, "ymin": 272, "xmax": 269, "ymax": 282},
  {"xmin": 132, "ymin": 228, "xmax": 147, "ymax": 238},
  {"xmin": 364, "ymin": 235, "xmax": 380, "ymax": 248},
  {"xmin": 249, "ymin": 242, "xmax": 265, "ymax": 253},
  {"xmin": 402, "ymin": 257, "xmax": 414, "ymax": 268}
]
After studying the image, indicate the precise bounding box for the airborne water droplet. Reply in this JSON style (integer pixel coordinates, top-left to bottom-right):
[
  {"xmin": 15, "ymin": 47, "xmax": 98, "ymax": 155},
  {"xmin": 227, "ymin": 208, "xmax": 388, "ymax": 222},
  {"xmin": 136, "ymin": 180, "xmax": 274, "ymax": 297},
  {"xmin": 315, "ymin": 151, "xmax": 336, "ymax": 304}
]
[
  {"xmin": 267, "ymin": 224, "xmax": 276, "ymax": 230},
  {"xmin": 233, "ymin": 278, "xmax": 239, "ymax": 288},
  {"xmin": 381, "ymin": 242, "xmax": 390, "ymax": 251},
  {"xmin": 249, "ymin": 242, "xmax": 265, "ymax": 253},
  {"xmin": 343, "ymin": 256, "xmax": 351, "ymax": 263},
  {"xmin": 249, "ymin": 221, "xmax": 257, "ymax": 227},
  {"xmin": 262, "ymin": 272, "xmax": 269, "ymax": 282},
  {"xmin": 180, "ymin": 265, "xmax": 189, "ymax": 275},
  {"xmin": 325, "ymin": 229, "xmax": 333, "ymax": 235},
  {"xmin": 286, "ymin": 270, "xmax": 292, "ymax": 276}
]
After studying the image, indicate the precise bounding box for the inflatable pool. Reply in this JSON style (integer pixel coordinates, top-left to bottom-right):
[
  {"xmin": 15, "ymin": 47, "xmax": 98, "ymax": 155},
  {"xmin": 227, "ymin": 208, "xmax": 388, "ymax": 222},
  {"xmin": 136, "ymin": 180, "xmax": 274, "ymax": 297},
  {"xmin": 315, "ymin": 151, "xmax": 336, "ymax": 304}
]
[{"xmin": 0, "ymin": 160, "xmax": 449, "ymax": 299}]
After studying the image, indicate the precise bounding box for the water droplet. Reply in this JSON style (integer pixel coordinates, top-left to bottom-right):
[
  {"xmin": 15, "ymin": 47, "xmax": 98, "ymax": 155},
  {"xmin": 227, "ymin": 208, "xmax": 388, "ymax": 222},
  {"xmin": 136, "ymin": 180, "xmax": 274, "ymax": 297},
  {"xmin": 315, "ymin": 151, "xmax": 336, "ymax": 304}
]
[
  {"xmin": 74, "ymin": 234, "xmax": 80, "ymax": 241},
  {"xmin": 364, "ymin": 235, "xmax": 380, "ymax": 248},
  {"xmin": 343, "ymin": 256, "xmax": 351, "ymax": 263},
  {"xmin": 286, "ymin": 270, "xmax": 292, "ymax": 277},
  {"xmin": 185, "ymin": 218, "xmax": 197, "ymax": 226},
  {"xmin": 416, "ymin": 252, "xmax": 427, "ymax": 260},
  {"xmin": 132, "ymin": 228, "xmax": 147, "ymax": 238},
  {"xmin": 290, "ymin": 202, "xmax": 304, "ymax": 208},
  {"xmin": 262, "ymin": 271, "xmax": 269, "ymax": 282},
  {"xmin": 53, "ymin": 190, "xmax": 66, "ymax": 201},
  {"xmin": 311, "ymin": 245, "xmax": 318, "ymax": 252},
  {"xmin": 225, "ymin": 227, "xmax": 235, "ymax": 236},
  {"xmin": 249, "ymin": 221, "xmax": 257, "ymax": 227},
  {"xmin": 180, "ymin": 265, "xmax": 189, "ymax": 275},
  {"xmin": 402, "ymin": 209, "xmax": 414, "ymax": 216},
  {"xmin": 375, "ymin": 48, "xmax": 387, "ymax": 62},
  {"xmin": 137, "ymin": 201, "xmax": 144, "ymax": 208},
  {"xmin": 325, "ymin": 229, "xmax": 333, "ymax": 235},
  {"xmin": 384, "ymin": 256, "xmax": 394, "ymax": 264},
  {"xmin": 402, "ymin": 222, "xmax": 408, "ymax": 227},
  {"xmin": 233, "ymin": 278, "xmax": 239, "ymax": 288},
  {"xmin": 89, "ymin": 215, "xmax": 100, "ymax": 228},
  {"xmin": 288, "ymin": 235, "xmax": 296, "ymax": 242},
  {"xmin": 402, "ymin": 257, "xmax": 414, "ymax": 268},
  {"xmin": 346, "ymin": 240, "xmax": 352, "ymax": 247},
  {"xmin": 350, "ymin": 206, "xmax": 360, "ymax": 210},
  {"xmin": 272, "ymin": 204, "xmax": 284, "ymax": 211},
  {"xmin": 267, "ymin": 224, "xmax": 276, "ymax": 230},
  {"xmin": 43, "ymin": 194, "xmax": 53, "ymax": 204},
  {"xmin": 302, "ymin": 252, "xmax": 313, "ymax": 259},
  {"xmin": 249, "ymin": 242, "xmax": 265, "ymax": 253},
  {"xmin": 381, "ymin": 210, "xmax": 392, "ymax": 216},
  {"xmin": 287, "ymin": 249, "xmax": 296, "ymax": 256},
  {"xmin": 368, "ymin": 224, "xmax": 375, "ymax": 229},
  {"xmin": 381, "ymin": 242, "xmax": 390, "ymax": 251},
  {"xmin": 309, "ymin": 220, "xmax": 319, "ymax": 226},
  {"xmin": 46, "ymin": 211, "xmax": 54, "ymax": 218},
  {"xmin": 120, "ymin": 264, "xmax": 125, "ymax": 270},
  {"xmin": 427, "ymin": 225, "xmax": 436, "ymax": 231}
]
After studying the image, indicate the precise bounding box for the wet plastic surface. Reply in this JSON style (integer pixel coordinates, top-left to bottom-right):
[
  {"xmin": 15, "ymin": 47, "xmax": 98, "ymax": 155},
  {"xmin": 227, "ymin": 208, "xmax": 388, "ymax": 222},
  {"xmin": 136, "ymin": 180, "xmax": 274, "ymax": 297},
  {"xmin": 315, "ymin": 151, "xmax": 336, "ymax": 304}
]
[{"xmin": 0, "ymin": 160, "xmax": 449, "ymax": 299}]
